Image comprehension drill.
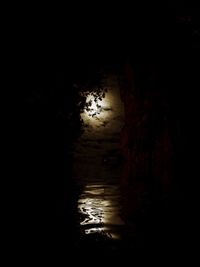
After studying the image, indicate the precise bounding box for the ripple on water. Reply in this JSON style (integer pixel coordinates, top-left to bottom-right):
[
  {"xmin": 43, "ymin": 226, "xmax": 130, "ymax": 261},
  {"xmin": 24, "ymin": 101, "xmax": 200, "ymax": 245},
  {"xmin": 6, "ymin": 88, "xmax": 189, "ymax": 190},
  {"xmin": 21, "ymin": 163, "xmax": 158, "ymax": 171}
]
[{"xmin": 78, "ymin": 184, "xmax": 125, "ymax": 240}]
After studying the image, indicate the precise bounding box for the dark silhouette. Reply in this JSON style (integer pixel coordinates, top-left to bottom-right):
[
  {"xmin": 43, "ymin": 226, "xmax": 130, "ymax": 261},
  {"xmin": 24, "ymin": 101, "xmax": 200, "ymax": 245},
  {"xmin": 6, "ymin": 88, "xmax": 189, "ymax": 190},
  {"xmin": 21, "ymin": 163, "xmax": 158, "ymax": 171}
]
[{"xmin": 9, "ymin": 7, "xmax": 200, "ymax": 259}]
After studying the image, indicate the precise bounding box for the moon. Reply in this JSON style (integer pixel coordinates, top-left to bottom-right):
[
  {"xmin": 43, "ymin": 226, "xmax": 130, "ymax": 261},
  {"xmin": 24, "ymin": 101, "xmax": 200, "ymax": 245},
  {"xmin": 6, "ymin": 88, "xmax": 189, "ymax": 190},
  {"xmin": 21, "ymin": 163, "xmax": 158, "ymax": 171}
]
[
  {"xmin": 84, "ymin": 93, "xmax": 111, "ymax": 119},
  {"xmin": 80, "ymin": 78, "xmax": 124, "ymax": 133}
]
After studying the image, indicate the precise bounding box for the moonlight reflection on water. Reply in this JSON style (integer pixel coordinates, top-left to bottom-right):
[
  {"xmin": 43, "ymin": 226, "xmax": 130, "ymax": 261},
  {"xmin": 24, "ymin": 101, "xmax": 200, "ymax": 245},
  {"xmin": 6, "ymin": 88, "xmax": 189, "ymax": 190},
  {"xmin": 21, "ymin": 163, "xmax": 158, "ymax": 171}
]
[
  {"xmin": 74, "ymin": 77, "xmax": 125, "ymax": 244},
  {"xmin": 78, "ymin": 184, "xmax": 124, "ymax": 240}
]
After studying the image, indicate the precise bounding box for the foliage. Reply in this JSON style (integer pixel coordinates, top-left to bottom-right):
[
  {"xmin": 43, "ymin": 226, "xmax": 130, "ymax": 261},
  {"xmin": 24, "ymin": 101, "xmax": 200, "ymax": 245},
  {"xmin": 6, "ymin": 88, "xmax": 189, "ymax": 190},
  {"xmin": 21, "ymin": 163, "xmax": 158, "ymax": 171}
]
[{"xmin": 72, "ymin": 69, "xmax": 107, "ymax": 114}]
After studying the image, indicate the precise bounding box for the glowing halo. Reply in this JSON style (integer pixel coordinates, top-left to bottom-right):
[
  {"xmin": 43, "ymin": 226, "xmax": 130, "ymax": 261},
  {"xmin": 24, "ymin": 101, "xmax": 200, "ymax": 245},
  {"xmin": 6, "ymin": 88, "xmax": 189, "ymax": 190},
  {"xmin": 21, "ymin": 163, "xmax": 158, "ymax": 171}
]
[
  {"xmin": 81, "ymin": 91, "xmax": 113, "ymax": 126},
  {"xmin": 85, "ymin": 95, "xmax": 109, "ymax": 118}
]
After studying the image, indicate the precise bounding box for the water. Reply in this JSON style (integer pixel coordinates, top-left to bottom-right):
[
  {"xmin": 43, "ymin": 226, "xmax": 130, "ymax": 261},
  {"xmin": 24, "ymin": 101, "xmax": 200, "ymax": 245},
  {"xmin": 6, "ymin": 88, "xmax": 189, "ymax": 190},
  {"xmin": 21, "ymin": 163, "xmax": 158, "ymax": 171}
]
[
  {"xmin": 73, "ymin": 140, "xmax": 125, "ymax": 242},
  {"xmin": 78, "ymin": 183, "xmax": 124, "ymax": 240},
  {"xmin": 74, "ymin": 156, "xmax": 130, "ymax": 252}
]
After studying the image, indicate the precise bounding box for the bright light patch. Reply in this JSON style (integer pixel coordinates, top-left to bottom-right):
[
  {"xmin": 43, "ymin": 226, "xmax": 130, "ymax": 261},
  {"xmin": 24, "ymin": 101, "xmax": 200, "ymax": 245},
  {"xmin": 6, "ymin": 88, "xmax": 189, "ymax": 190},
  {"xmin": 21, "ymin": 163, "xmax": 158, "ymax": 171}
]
[
  {"xmin": 85, "ymin": 94, "xmax": 110, "ymax": 118},
  {"xmin": 85, "ymin": 95, "xmax": 106, "ymax": 117},
  {"xmin": 78, "ymin": 184, "xmax": 124, "ymax": 240},
  {"xmin": 80, "ymin": 85, "xmax": 124, "ymax": 131},
  {"xmin": 81, "ymin": 91, "xmax": 113, "ymax": 127}
]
